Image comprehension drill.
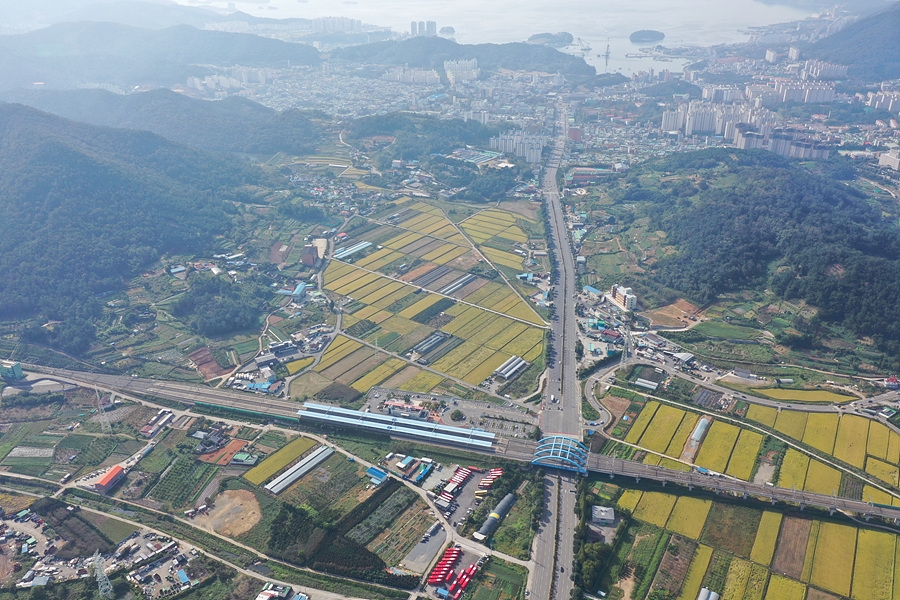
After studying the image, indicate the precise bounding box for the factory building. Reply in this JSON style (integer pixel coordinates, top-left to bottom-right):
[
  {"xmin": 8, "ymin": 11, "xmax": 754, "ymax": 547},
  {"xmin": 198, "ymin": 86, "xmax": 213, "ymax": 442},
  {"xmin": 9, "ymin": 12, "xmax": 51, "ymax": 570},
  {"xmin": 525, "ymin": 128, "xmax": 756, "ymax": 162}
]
[{"xmin": 94, "ymin": 465, "xmax": 125, "ymax": 494}]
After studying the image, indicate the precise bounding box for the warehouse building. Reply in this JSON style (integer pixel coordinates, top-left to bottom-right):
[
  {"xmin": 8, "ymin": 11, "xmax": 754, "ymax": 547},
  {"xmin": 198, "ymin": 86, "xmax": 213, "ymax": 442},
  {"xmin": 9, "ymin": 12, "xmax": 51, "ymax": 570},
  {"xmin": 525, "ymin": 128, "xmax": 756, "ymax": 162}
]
[
  {"xmin": 473, "ymin": 493, "xmax": 516, "ymax": 541},
  {"xmin": 94, "ymin": 465, "xmax": 125, "ymax": 494}
]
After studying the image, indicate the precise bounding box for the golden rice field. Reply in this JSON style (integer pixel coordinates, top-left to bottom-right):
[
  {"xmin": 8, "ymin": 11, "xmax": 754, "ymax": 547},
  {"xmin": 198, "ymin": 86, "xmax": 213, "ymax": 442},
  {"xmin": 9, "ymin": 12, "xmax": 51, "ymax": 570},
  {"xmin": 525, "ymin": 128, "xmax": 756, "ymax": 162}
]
[
  {"xmin": 724, "ymin": 430, "xmax": 764, "ymax": 481},
  {"xmin": 244, "ymin": 437, "xmax": 317, "ymax": 485},
  {"xmin": 809, "ymin": 522, "xmax": 857, "ymax": 597},
  {"xmin": 862, "ymin": 484, "xmax": 896, "ymax": 505},
  {"xmin": 286, "ymin": 357, "xmax": 314, "ymax": 375},
  {"xmin": 801, "ymin": 413, "xmax": 839, "ymax": 455},
  {"xmin": 776, "ymin": 449, "xmax": 809, "ymax": 489},
  {"xmin": 833, "ymin": 414, "xmax": 869, "ymax": 469},
  {"xmin": 774, "ymin": 410, "xmax": 808, "ymax": 441},
  {"xmin": 749, "ymin": 511, "xmax": 782, "ymax": 565},
  {"xmin": 665, "ymin": 497, "xmax": 711, "ymax": 540},
  {"xmin": 746, "ymin": 404, "xmax": 777, "ymax": 428},
  {"xmin": 763, "ymin": 575, "xmax": 805, "ymax": 600},
  {"xmin": 801, "ymin": 521, "xmax": 820, "ymax": 582},
  {"xmin": 314, "ymin": 336, "xmax": 363, "ymax": 371},
  {"xmin": 803, "ymin": 459, "xmax": 842, "ymax": 495},
  {"xmin": 677, "ymin": 545, "xmax": 714, "ymax": 600},
  {"xmin": 350, "ymin": 358, "xmax": 407, "ymax": 392},
  {"xmin": 398, "ymin": 371, "xmax": 445, "ymax": 393},
  {"xmin": 624, "ymin": 401, "xmax": 659, "ymax": 444},
  {"xmin": 694, "ymin": 420, "xmax": 740, "ymax": 473},
  {"xmin": 865, "ymin": 457, "xmax": 900, "ymax": 487},
  {"xmin": 757, "ymin": 388, "xmax": 853, "ymax": 402},
  {"xmin": 722, "ymin": 558, "xmax": 753, "ymax": 600},
  {"xmin": 633, "ymin": 491, "xmax": 677, "ymax": 528},
  {"xmin": 851, "ymin": 529, "xmax": 895, "ymax": 600},
  {"xmin": 616, "ymin": 489, "xmax": 642, "ymax": 513},
  {"xmin": 867, "ymin": 421, "xmax": 891, "ymax": 461},
  {"xmin": 665, "ymin": 413, "xmax": 699, "ymax": 458},
  {"xmin": 639, "ymin": 405, "xmax": 690, "ymax": 454}
]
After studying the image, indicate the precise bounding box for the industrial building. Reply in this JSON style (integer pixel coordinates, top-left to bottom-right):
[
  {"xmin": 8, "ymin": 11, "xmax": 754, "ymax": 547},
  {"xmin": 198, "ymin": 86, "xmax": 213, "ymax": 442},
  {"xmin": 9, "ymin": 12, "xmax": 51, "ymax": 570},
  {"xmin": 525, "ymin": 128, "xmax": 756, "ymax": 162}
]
[
  {"xmin": 493, "ymin": 356, "xmax": 528, "ymax": 380},
  {"xmin": 609, "ymin": 285, "xmax": 637, "ymax": 311},
  {"xmin": 94, "ymin": 465, "xmax": 125, "ymax": 494},
  {"xmin": 264, "ymin": 445, "xmax": 333, "ymax": 495},
  {"xmin": 473, "ymin": 493, "xmax": 516, "ymax": 541}
]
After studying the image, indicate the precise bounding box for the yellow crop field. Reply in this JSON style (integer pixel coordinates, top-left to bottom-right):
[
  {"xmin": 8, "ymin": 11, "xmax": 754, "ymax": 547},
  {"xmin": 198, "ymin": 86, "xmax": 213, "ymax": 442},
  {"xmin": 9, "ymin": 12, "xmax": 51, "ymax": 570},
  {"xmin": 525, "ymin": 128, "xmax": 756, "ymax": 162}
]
[
  {"xmin": 356, "ymin": 281, "xmax": 406, "ymax": 305},
  {"xmin": 722, "ymin": 558, "xmax": 752, "ymax": 600},
  {"xmin": 371, "ymin": 287, "xmax": 415, "ymax": 309},
  {"xmin": 398, "ymin": 295, "xmax": 444, "ymax": 319},
  {"xmin": 865, "ymin": 457, "xmax": 899, "ymax": 487},
  {"xmin": 868, "ymin": 421, "xmax": 891, "ymax": 461},
  {"xmin": 462, "ymin": 282, "xmax": 501, "ymax": 304},
  {"xmin": 617, "ymin": 489, "xmax": 642, "ymax": 512},
  {"xmin": 889, "ymin": 432, "xmax": 900, "ymax": 465},
  {"xmin": 326, "ymin": 269, "xmax": 371, "ymax": 292},
  {"xmin": 286, "ymin": 357, "xmax": 314, "ymax": 375},
  {"xmin": 833, "ymin": 415, "xmax": 869, "ymax": 469},
  {"xmin": 851, "ymin": 529, "xmax": 895, "ymax": 600},
  {"xmin": 894, "ymin": 537, "xmax": 900, "ymax": 600},
  {"xmin": 758, "ymin": 389, "xmax": 852, "ymax": 402},
  {"xmin": 383, "ymin": 232, "xmax": 422, "ymax": 249},
  {"xmin": 747, "ymin": 404, "xmax": 777, "ymax": 428},
  {"xmin": 801, "ymin": 521, "xmax": 820, "ymax": 581},
  {"xmin": 665, "ymin": 497, "xmax": 711, "ymax": 539},
  {"xmin": 454, "ymin": 312, "xmax": 500, "ymax": 340},
  {"xmin": 725, "ymin": 430, "xmax": 763, "ymax": 481},
  {"xmin": 763, "ymin": 575, "xmax": 805, "ymax": 600},
  {"xmin": 496, "ymin": 227, "xmax": 527, "ymax": 243},
  {"xmin": 355, "ymin": 247, "xmax": 396, "ymax": 268},
  {"xmin": 334, "ymin": 272, "xmax": 382, "ymax": 296},
  {"xmin": 625, "ymin": 402, "xmax": 659, "ymax": 444},
  {"xmin": 774, "ymin": 410, "xmax": 808, "ymax": 441},
  {"xmin": 398, "ymin": 371, "xmax": 444, "ymax": 393},
  {"xmin": 677, "ymin": 545, "xmax": 713, "ymax": 600},
  {"xmin": 502, "ymin": 327, "xmax": 545, "ymax": 356},
  {"xmin": 422, "ymin": 244, "xmax": 457, "ymax": 262},
  {"xmin": 523, "ymin": 341, "xmax": 544, "ymax": 362},
  {"xmin": 484, "ymin": 321, "xmax": 529, "ymax": 350},
  {"xmin": 483, "ymin": 247, "xmax": 525, "ymax": 270},
  {"xmin": 802, "ymin": 413, "xmax": 839, "ymax": 455},
  {"xmin": 777, "ymin": 449, "xmax": 809, "ymax": 489},
  {"xmin": 665, "ymin": 413, "xmax": 699, "ymax": 459},
  {"xmin": 640, "ymin": 405, "xmax": 688, "ymax": 453},
  {"xmin": 314, "ymin": 337, "xmax": 363, "ymax": 371},
  {"xmin": 433, "ymin": 245, "xmax": 469, "ymax": 264},
  {"xmin": 323, "ymin": 261, "xmax": 355, "ymax": 284},
  {"xmin": 505, "ymin": 301, "xmax": 545, "ymax": 325},
  {"xmin": 441, "ymin": 306, "xmax": 484, "ymax": 334},
  {"xmin": 463, "ymin": 352, "xmax": 511, "ymax": 385},
  {"xmin": 750, "ymin": 511, "xmax": 782, "ymax": 565},
  {"xmin": 244, "ymin": 437, "xmax": 317, "ymax": 485},
  {"xmin": 431, "ymin": 341, "xmax": 481, "ymax": 373},
  {"xmin": 810, "ymin": 522, "xmax": 857, "ymax": 597},
  {"xmin": 633, "ymin": 492, "xmax": 677, "ymax": 528},
  {"xmin": 803, "ymin": 459, "xmax": 842, "ymax": 495},
  {"xmin": 694, "ymin": 421, "xmax": 740, "ymax": 473},
  {"xmin": 379, "ymin": 316, "xmax": 419, "ymax": 336},
  {"xmin": 863, "ymin": 484, "xmax": 895, "ymax": 505},
  {"xmin": 445, "ymin": 346, "xmax": 496, "ymax": 379},
  {"xmin": 351, "ymin": 358, "xmax": 407, "ymax": 392},
  {"xmin": 353, "ymin": 305, "xmax": 383, "ymax": 320}
]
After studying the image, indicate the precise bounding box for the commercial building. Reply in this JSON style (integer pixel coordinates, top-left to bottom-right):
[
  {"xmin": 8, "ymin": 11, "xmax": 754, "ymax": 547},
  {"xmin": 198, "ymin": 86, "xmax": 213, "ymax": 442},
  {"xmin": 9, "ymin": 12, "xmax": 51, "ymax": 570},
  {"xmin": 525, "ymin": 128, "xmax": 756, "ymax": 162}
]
[
  {"xmin": 880, "ymin": 148, "xmax": 900, "ymax": 171},
  {"xmin": 609, "ymin": 285, "xmax": 637, "ymax": 311}
]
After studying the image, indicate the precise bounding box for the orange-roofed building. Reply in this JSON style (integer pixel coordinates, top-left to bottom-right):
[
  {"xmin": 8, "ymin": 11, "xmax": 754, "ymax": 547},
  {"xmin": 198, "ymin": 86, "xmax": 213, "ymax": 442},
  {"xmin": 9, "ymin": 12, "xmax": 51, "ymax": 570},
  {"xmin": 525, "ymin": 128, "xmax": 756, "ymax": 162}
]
[{"xmin": 94, "ymin": 465, "xmax": 125, "ymax": 494}]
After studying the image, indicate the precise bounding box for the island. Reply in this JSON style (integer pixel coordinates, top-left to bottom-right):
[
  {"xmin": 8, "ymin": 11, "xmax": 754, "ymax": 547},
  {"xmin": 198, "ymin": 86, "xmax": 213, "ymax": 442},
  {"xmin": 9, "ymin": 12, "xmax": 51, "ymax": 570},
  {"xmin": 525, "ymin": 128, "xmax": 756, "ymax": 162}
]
[
  {"xmin": 527, "ymin": 31, "xmax": 574, "ymax": 48},
  {"xmin": 629, "ymin": 29, "xmax": 665, "ymax": 44}
]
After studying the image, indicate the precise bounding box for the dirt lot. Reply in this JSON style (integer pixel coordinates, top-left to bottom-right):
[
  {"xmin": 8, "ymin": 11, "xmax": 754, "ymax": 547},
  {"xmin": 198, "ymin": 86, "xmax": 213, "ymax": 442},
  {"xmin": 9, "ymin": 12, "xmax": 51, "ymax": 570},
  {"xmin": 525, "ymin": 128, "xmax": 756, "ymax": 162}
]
[
  {"xmin": 189, "ymin": 347, "xmax": 231, "ymax": 380},
  {"xmin": 771, "ymin": 516, "xmax": 812, "ymax": 579},
  {"xmin": 642, "ymin": 299, "xmax": 703, "ymax": 329},
  {"xmin": 497, "ymin": 200, "xmax": 541, "ymax": 222},
  {"xmin": 600, "ymin": 392, "xmax": 633, "ymax": 427},
  {"xmin": 195, "ymin": 489, "xmax": 261, "ymax": 537},
  {"xmin": 198, "ymin": 439, "xmax": 248, "ymax": 465},
  {"xmin": 806, "ymin": 589, "xmax": 840, "ymax": 600},
  {"xmin": 649, "ymin": 535, "xmax": 697, "ymax": 596},
  {"xmin": 400, "ymin": 264, "xmax": 436, "ymax": 282}
]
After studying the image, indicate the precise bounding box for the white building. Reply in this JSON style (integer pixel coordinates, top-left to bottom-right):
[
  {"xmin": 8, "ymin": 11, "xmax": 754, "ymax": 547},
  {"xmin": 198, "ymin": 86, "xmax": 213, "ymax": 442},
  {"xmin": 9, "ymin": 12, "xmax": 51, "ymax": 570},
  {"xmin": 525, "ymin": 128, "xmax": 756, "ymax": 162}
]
[
  {"xmin": 880, "ymin": 148, "xmax": 900, "ymax": 171},
  {"xmin": 610, "ymin": 285, "xmax": 637, "ymax": 311}
]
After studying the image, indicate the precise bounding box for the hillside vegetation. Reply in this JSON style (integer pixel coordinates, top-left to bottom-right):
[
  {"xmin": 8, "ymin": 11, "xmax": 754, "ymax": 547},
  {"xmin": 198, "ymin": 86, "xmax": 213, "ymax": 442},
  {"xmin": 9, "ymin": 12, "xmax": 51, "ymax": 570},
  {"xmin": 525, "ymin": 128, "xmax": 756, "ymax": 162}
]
[
  {"xmin": 1, "ymin": 88, "xmax": 322, "ymax": 155},
  {"xmin": 807, "ymin": 2, "xmax": 900, "ymax": 81},
  {"xmin": 0, "ymin": 103, "xmax": 260, "ymax": 352},
  {"xmin": 614, "ymin": 150, "xmax": 900, "ymax": 358}
]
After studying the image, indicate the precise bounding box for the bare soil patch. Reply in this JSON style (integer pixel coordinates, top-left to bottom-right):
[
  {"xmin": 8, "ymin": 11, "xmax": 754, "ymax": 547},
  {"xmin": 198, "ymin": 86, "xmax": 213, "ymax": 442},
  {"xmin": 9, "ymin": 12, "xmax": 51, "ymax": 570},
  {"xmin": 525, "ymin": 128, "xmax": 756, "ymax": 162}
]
[
  {"xmin": 198, "ymin": 439, "xmax": 248, "ymax": 465},
  {"xmin": 453, "ymin": 277, "xmax": 489, "ymax": 299},
  {"xmin": 269, "ymin": 241, "xmax": 293, "ymax": 264},
  {"xmin": 195, "ymin": 489, "xmax": 262, "ymax": 537},
  {"xmin": 650, "ymin": 535, "xmax": 697, "ymax": 596},
  {"xmin": 497, "ymin": 201, "xmax": 541, "ymax": 222},
  {"xmin": 771, "ymin": 516, "xmax": 812, "ymax": 579},
  {"xmin": 189, "ymin": 347, "xmax": 231, "ymax": 380},
  {"xmin": 380, "ymin": 365, "xmax": 421, "ymax": 389},
  {"xmin": 643, "ymin": 298, "xmax": 703, "ymax": 329},
  {"xmin": 806, "ymin": 589, "xmax": 840, "ymax": 600},
  {"xmin": 600, "ymin": 392, "xmax": 633, "ymax": 426},
  {"xmin": 320, "ymin": 347, "xmax": 376, "ymax": 379},
  {"xmin": 400, "ymin": 264, "xmax": 436, "ymax": 282}
]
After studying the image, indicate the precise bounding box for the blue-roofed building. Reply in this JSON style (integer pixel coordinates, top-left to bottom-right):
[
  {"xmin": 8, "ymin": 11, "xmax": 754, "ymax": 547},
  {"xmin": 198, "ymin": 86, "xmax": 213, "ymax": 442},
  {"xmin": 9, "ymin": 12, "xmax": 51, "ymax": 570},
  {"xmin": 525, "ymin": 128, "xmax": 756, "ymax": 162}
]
[
  {"xmin": 398, "ymin": 455, "xmax": 415, "ymax": 469},
  {"xmin": 366, "ymin": 467, "xmax": 388, "ymax": 481},
  {"xmin": 583, "ymin": 285, "xmax": 601, "ymax": 298},
  {"xmin": 177, "ymin": 570, "xmax": 189, "ymax": 585}
]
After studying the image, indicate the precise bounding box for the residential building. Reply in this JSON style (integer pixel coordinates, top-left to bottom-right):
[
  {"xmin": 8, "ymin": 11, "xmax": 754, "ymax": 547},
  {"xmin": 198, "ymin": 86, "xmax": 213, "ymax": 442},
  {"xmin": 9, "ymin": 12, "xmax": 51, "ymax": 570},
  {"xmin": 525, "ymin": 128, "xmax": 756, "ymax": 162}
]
[
  {"xmin": 609, "ymin": 285, "xmax": 637, "ymax": 310},
  {"xmin": 880, "ymin": 148, "xmax": 900, "ymax": 171}
]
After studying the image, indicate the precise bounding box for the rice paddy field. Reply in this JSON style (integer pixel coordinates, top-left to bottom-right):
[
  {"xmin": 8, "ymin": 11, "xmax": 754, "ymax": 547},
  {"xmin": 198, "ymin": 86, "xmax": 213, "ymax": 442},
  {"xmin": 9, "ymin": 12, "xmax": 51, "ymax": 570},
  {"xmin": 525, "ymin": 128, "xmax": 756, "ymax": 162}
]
[
  {"xmin": 243, "ymin": 436, "xmax": 318, "ymax": 485},
  {"xmin": 610, "ymin": 484, "xmax": 900, "ymax": 600},
  {"xmin": 316, "ymin": 241, "xmax": 547, "ymax": 394}
]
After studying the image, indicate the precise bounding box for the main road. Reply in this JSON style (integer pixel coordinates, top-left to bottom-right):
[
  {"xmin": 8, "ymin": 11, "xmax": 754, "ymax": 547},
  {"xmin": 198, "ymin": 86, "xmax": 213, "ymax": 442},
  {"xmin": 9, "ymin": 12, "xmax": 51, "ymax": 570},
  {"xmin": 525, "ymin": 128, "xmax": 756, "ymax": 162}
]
[{"xmin": 534, "ymin": 100, "xmax": 581, "ymax": 600}]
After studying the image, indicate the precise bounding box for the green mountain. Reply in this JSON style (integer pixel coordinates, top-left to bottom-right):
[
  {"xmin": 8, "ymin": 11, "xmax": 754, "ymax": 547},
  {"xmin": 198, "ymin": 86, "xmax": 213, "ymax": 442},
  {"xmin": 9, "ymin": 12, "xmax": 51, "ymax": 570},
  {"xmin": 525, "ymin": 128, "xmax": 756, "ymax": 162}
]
[
  {"xmin": 807, "ymin": 2, "xmax": 900, "ymax": 81},
  {"xmin": 331, "ymin": 36, "xmax": 596, "ymax": 81},
  {"xmin": 0, "ymin": 103, "xmax": 260, "ymax": 352},
  {"xmin": 0, "ymin": 88, "xmax": 322, "ymax": 155},
  {"xmin": 619, "ymin": 149, "xmax": 900, "ymax": 358},
  {"xmin": 0, "ymin": 21, "xmax": 320, "ymax": 90}
]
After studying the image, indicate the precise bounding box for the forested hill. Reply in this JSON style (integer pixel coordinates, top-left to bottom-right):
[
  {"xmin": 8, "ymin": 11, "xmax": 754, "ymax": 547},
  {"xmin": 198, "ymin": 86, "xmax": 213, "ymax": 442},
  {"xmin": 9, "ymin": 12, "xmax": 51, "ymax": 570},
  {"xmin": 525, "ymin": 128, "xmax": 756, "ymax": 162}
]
[
  {"xmin": 331, "ymin": 36, "xmax": 596, "ymax": 80},
  {"xmin": 0, "ymin": 22, "xmax": 321, "ymax": 90},
  {"xmin": 807, "ymin": 2, "xmax": 900, "ymax": 81},
  {"xmin": 0, "ymin": 103, "xmax": 260, "ymax": 352},
  {"xmin": 0, "ymin": 88, "xmax": 322, "ymax": 155},
  {"xmin": 622, "ymin": 150, "xmax": 900, "ymax": 356}
]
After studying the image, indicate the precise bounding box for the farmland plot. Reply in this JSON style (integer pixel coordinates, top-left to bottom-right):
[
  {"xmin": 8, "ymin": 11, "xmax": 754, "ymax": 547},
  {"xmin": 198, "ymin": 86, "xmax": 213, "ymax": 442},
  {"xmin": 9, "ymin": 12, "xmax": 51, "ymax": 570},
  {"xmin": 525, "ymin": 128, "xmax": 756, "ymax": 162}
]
[
  {"xmin": 746, "ymin": 404, "xmax": 777, "ymax": 428},
  {"xmin": 801, "ymin": 413, "xmax": 839, "ymax": 455},
  {"xmin": 851, "ymin": 529, "xmax": 894, "ymax": 600},
  {"xmin": 776, "ymin": 449, "xmax": 809, "ymax": 489},
  {"xmin": 763, "ymin": 575, "xmax": 805, "ymax": 600},
  {"xmin": 809, "ymin": 522, "xmax": 856, "ymax": 597},
  {"xmin": 724, "ymin": 430, "xmax": 763, "ymax": 481},
  {"xmin": 665, "ymin": 497, "xmax": 711, "ymax": 540},
  {"xmin": 677, "ymin": 545, "xmax": 713, "ymax": 600},
  {"xmin": 640, "ymin": 405, "xmax": 688, "ymax": 454},
  {"xmin": 832, "ymin": 415, "xmax": 869, "ymax": 469},
  {"xmin": 694, "ymin": 421, "xmax": 740, "ymax": 473},
  {"xmin": 802, "ymin": 460, "xmax": 841, "ymax": 496},
  {"xmin": 625, "ymin": 402, "xmax": 659, "ymax": 444},
  {"xmin": 749, "ymin": 511, "xmax": 782, "ymax": 566},
  {"xmin": 633, "ymin": 491, "xmax": 677, "ymax": 528},
  {"xmin": 774, "ymin": 410, "xmax": 808, "ymax": 441}
]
